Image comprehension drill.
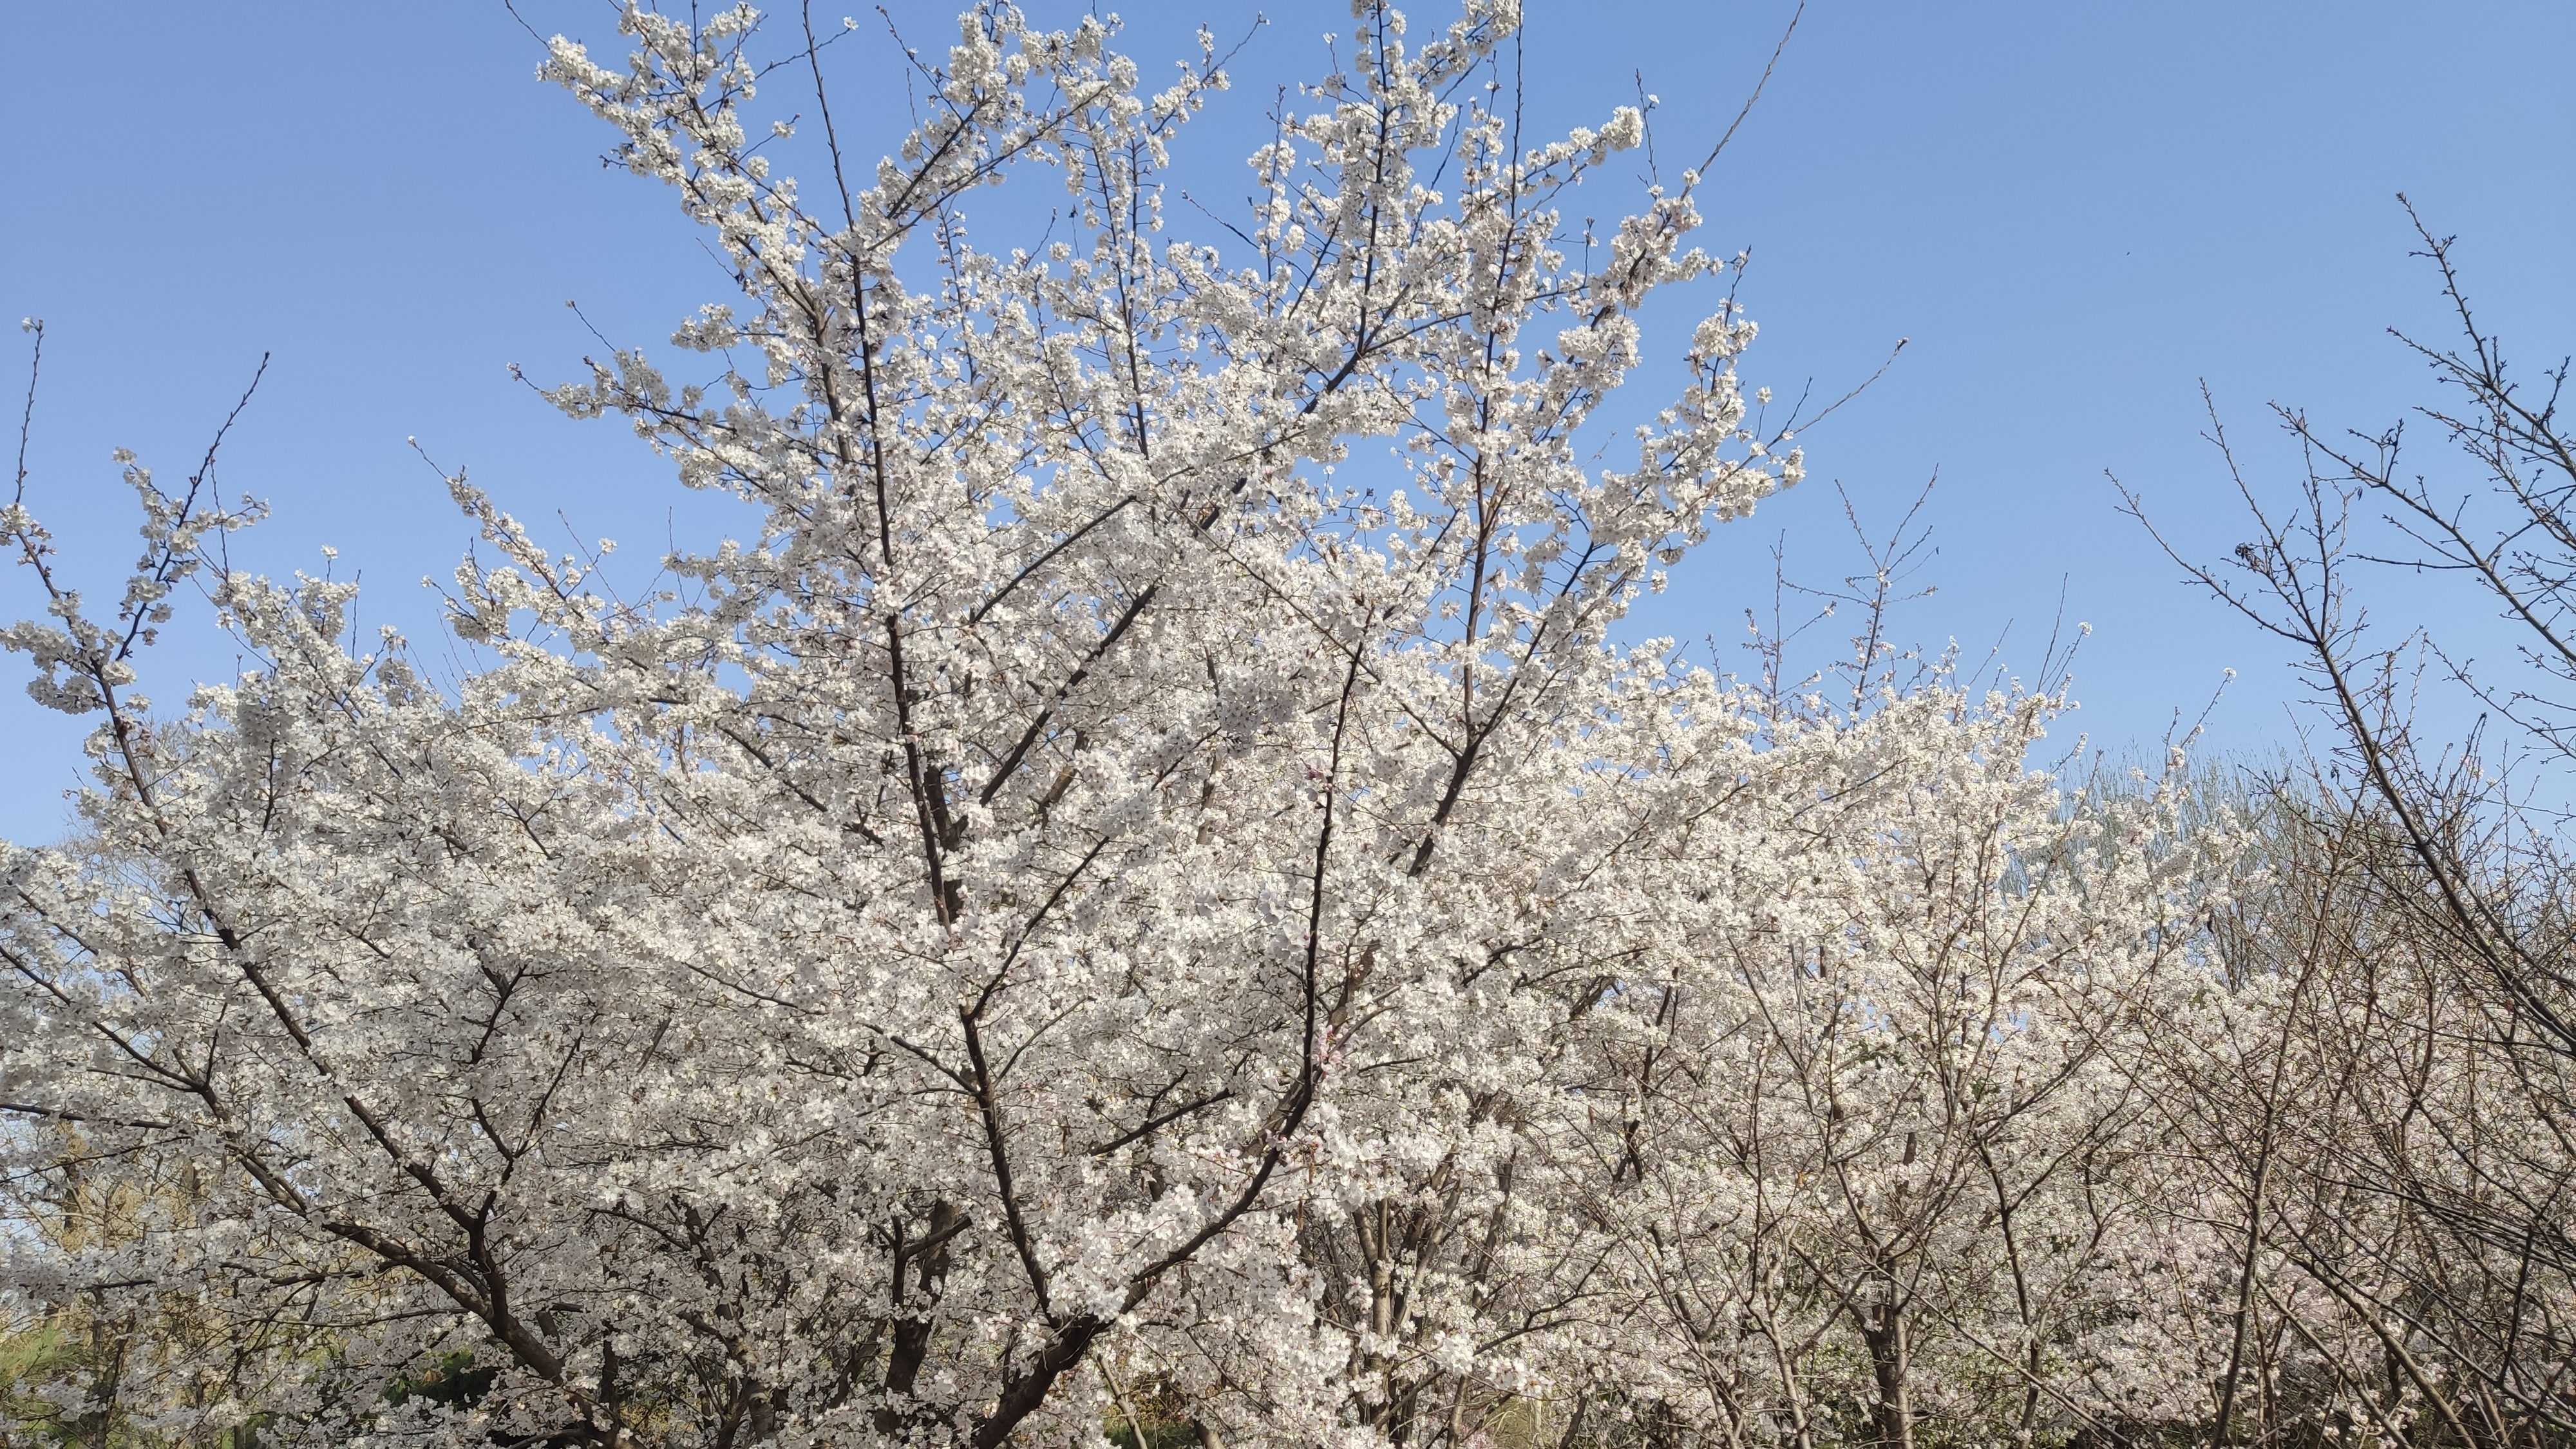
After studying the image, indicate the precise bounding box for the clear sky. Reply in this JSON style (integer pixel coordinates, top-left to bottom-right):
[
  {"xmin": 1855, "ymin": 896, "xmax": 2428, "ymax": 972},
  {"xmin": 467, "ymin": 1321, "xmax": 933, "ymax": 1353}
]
[{"xmin": 3, "ymin": 1, "xmax": 2570, "ymax": 842}]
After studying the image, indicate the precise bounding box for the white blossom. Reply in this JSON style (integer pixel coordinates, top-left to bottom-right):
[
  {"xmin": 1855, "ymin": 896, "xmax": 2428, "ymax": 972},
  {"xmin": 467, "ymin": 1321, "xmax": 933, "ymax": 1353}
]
[{"xmin": 3, "ymin": 7, "xmax": 2499, "ymax": 1449}]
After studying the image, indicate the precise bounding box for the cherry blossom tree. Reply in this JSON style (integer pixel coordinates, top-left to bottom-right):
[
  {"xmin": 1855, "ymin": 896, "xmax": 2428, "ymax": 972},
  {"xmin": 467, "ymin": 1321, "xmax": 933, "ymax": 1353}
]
[{"xmin": 2, "ymin": 5, "xmax": 2244, "ymax": 1447}]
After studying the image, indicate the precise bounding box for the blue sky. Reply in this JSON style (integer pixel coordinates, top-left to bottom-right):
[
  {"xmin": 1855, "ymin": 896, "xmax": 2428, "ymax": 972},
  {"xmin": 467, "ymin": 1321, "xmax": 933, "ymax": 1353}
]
[{"xmin": 3, "ymin": 1, "xmax": 2569, "ymax": 842}]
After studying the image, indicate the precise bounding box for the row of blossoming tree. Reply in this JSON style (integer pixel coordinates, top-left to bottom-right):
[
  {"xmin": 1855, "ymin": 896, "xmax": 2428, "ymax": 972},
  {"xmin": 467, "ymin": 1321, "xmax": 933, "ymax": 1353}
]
[{"xmin": 2, "ymin": 4, "xmax": 2567, "ymax": 1446}]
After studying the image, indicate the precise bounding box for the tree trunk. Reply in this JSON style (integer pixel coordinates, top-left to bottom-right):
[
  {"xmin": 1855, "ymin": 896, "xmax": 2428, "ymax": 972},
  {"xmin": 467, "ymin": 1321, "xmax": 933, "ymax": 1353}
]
[
  {"xmin": 1862, "ymin": 1304, "xmax": 1914, "ymax": 1449},
  {"xmin": 875, "ymin": 1200, "xmax": 961, "ymax": 1435}
]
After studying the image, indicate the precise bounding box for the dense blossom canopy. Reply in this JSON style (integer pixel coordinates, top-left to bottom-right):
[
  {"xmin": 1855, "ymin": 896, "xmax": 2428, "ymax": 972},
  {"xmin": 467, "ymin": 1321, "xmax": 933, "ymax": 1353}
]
[{"xmin": 5, "ymin": 5, "xmax": 2564, "ymax": 1448}]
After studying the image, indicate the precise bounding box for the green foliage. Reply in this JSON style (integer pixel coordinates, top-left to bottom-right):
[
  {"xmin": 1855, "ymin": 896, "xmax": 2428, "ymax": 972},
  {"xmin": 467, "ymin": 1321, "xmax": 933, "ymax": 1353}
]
[
  {"xmin": 1, "ymin": 1318, "xmax": 80, "ymax": 1445},
  {"xmin": 381, "ymin": 1349, "xmax": 500, "ymax": 1412}
]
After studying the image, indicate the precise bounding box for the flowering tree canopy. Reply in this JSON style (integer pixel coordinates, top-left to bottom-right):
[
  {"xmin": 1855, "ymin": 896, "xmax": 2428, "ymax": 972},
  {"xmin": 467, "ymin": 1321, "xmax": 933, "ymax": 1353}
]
[{"xmin": 9, "ymin": 5, "xmax": 2558, "ymax": 1448}]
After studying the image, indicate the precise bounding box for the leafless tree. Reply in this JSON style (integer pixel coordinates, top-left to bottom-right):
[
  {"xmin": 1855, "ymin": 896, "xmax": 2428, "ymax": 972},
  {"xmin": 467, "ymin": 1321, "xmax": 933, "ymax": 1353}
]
[{"xmin": 2130, "ymin": 200, "xmax": 2576, "ymax": 1445}]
